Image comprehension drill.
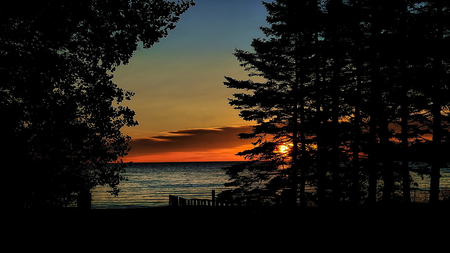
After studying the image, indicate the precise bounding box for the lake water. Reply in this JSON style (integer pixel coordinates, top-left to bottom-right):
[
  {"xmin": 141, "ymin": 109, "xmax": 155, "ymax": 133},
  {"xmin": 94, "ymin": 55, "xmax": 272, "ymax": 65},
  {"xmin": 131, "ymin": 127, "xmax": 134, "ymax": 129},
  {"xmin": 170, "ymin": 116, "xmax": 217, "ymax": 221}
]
[
  {"xmin": 92, "ymin": 162, "xmax": 239, "ymax": 209},
  {"xmin": 91, "ymin": 162, "xmax": 450, "ymax": 209}
]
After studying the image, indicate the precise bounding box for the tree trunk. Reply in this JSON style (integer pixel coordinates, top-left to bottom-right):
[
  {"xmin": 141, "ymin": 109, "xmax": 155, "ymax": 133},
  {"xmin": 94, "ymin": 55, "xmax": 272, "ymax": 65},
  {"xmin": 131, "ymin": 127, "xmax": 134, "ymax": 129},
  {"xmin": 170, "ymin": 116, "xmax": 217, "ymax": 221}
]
[
  {"xmin": 380, "ymin": 113, "xmax": 393, "ymax": 203},
  {"xmin": 298, "ymin": 76, "xmax": 307, "ymax": 207},
  {"xmin": 350, "ymin": 0, "xmax": 363, "ymax": 206},
  {"xmin": 367, "ymin": 1, "xmax": 381, "ymax": 204},
  {"xmin": 352, "ymin": 52, "xmax": 362, "ymax": 205},
  {"xmin": 315, "ymin": 28, "xmax": 327, "ymax": 207},
  {"xmin": 290, "ymin": 100, "xmax": 300, "ymax": 207},
  {"xmin": 399, "ymin": 0, "xmax": 411, "ymax": 204},
  {"xmin": 291, "ymin": 40, "xmax": 302, "ymax": 207},
  {"xmin": 430, "ymin": 1, "xmax": 443, "ymax": 205},
  {"xmin": 401, "ymin": 83, "xmax": 411, "ymax": 203},
  {"xmin": 331, "ymin": 64, "xmax": 341, "ymax": 205},
  {"xmin": 328, "ymin": 0, "xmax": 343, "ymax": 206}
]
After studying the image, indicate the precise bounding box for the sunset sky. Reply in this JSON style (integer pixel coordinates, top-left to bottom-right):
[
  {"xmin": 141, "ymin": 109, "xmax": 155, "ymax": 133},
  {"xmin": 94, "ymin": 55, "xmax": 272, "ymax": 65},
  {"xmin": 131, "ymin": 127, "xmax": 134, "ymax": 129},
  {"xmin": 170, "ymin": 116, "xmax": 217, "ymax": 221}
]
[{"xmin": 114, "ymin": 0, "xmax": 272, "ymax": 162}]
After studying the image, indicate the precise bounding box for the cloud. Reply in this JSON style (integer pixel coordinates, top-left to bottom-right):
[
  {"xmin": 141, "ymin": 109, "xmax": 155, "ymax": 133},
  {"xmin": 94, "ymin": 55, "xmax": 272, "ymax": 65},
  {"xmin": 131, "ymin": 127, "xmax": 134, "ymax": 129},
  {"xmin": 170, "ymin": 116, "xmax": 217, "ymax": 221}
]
[{"xmin": 126, "ymin": 125, "xmax": 254, "ymax": 161}]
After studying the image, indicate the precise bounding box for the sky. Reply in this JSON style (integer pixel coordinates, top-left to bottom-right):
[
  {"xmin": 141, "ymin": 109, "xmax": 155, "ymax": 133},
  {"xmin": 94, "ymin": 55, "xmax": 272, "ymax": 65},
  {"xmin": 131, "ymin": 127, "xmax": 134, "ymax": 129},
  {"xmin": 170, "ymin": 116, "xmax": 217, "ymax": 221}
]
[{"xmin": 114, "ymin": 0, "xmax": 272, "ymax": 162}]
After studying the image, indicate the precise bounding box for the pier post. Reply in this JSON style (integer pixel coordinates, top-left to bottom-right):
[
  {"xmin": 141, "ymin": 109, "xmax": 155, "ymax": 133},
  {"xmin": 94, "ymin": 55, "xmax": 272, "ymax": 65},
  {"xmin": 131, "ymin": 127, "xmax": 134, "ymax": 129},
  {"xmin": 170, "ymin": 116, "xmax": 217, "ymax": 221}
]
[
  {"xmin": 169, "ymin": 195, "xmax": 179, "ymax": 207},
  {"xmin": 212, "ymin": 190, "xmax": 216, "ymax": 207},
  {"xmin": 77, "ymin": 189, "xmax": 91, "ymax": 209}
]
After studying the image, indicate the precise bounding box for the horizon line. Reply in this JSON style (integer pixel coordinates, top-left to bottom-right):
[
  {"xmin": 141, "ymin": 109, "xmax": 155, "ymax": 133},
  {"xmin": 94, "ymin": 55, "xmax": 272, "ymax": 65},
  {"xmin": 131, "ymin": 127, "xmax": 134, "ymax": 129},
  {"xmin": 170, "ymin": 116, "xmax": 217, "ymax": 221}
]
[{"xmin": 111, "ymin": 160, "xmax": 246, "ymax": 164}]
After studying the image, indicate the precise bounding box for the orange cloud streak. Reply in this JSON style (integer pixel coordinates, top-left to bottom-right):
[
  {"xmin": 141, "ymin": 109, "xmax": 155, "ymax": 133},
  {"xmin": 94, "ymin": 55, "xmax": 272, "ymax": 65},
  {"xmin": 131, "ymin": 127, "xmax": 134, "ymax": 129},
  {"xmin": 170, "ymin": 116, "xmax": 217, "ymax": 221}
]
[{"xmin": 121, "ymin": 125, "xmax": 254, "ymax": 162}]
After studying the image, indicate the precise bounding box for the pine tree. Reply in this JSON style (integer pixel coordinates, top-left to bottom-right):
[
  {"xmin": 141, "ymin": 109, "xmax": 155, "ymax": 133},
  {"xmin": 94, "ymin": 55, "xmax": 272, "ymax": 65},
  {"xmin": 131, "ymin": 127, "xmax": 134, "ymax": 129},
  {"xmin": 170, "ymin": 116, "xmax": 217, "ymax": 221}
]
[
  {"xmin": 223, "ymin": 0, "xmax": 322, "ymax": 206},
  {"xmin": 223, "ymin": 0, "xmax": 450, "ymax": 207},
  {"xmin": 420, "ymin": 0, "xmax": 450, "ymax": 204}
]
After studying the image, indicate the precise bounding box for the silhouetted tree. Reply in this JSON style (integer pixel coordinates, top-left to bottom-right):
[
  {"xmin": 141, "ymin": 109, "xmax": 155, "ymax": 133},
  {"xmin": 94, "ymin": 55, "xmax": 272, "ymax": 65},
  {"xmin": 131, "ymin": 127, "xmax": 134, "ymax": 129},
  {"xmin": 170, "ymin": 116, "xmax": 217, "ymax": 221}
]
[
  {"xmin": 224, "ymin": 0, "xmax": 449, "ymax": 207},
  {"xmin": 416, "ymin": 0, "xmax": 450, "ymax": 204},
  {"xmin": 223, "ymin": 0, "xmax": 322, "ymax": 206},
  {"xmin": 0, "ymin": 0, "xmax": 194, "ymax": 208},
  {"xmin": 345, "ymin": 0, "xmax": 370, "ymax": 205}
]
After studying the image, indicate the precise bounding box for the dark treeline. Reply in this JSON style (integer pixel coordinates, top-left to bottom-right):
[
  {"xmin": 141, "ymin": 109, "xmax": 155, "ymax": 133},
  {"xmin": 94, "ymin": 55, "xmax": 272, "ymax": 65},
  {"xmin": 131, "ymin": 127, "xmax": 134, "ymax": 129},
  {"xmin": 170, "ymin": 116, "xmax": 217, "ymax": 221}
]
[
  {"xmin": 0, "ymin": 0, "xmax": 195, "ymax": 208},
  {"xmin": 222, "ymin": 0, "xmax": 450, "ymax": 207}
]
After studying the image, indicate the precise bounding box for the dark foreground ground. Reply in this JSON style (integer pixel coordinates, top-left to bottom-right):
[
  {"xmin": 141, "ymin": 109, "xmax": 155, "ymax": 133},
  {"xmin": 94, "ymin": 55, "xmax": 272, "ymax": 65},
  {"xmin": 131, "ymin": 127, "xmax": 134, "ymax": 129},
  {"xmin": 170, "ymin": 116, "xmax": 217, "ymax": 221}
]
[
  {"xmin": 17, "ymin": 203, "xmax": 449, "ymax": 228},
  {"xmin": 8, "ymin": 204, "xmax": 449, "ymax": 249}
]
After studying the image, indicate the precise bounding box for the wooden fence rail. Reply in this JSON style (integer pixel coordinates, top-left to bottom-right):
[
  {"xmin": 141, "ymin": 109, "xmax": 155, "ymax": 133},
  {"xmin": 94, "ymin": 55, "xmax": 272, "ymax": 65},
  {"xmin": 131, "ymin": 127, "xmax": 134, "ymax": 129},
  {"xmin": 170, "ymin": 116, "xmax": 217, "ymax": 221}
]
[
  {"xmin": 169, "ymin": 190, "xmax": 238, "ymax": 207},
  {"xmin": 169, "ymin": 188, "xmax": 449, "ymax": 207}
]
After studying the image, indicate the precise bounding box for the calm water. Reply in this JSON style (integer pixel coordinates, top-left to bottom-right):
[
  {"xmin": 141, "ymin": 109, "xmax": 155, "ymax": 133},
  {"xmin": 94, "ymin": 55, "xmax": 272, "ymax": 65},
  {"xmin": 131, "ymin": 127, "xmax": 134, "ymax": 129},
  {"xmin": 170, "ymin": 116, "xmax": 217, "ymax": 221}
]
[
  {"xmin": 92, "ymin": 162, "xmax": 239, "ymax": 209},
  {"xmin": 92, "ymin": 162, "xmax": 450, "ymax": 209}
]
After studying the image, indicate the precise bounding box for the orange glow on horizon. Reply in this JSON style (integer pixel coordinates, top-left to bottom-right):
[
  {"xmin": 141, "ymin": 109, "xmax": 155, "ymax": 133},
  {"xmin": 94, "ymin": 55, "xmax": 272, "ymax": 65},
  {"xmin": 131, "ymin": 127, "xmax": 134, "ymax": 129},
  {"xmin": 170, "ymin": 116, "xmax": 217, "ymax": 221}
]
[
  {"xmin": 121, "ymin": 145, "xmax": 253, "ymax": 163},
  {"xmin": 121, "ymin": 153, "xmax": 246, "ymax": 163},
  {"xmin": 121, "ymin": 154, "xmax": 246, "ymax": 163}
]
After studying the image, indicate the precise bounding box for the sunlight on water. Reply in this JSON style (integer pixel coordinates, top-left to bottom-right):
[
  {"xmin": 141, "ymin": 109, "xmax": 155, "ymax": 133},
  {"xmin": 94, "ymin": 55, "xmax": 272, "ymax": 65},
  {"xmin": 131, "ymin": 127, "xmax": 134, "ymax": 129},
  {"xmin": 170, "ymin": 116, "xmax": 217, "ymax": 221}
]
[{"xmin": 92, "ymin": 162, "xmax": 238, "ymax": 209}]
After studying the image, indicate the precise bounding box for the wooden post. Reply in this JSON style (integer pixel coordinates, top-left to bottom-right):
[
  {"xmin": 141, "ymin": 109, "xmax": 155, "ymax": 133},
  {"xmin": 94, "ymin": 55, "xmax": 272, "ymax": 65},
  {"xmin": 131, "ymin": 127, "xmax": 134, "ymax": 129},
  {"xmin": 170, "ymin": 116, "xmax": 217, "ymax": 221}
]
[
  {"xmin": 169, "ymin": 195, "xmax": 179, "ymax": 207},
  {"xmin": 77, "ymin": 189, "xmax": 91, "ymax": 209},
  {"xmin": 212, "ymin": 190, "xmax": 216, "ymax": 207},
  {"xmin": 180, "ymin": 197, "xmax": 185, "ymax": 206}
]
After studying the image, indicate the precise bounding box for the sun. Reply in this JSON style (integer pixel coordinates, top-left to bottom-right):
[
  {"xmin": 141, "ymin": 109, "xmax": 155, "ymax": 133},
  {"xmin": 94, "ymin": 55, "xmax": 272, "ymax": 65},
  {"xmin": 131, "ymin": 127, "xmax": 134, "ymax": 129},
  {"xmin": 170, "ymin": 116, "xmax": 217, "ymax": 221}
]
[{"xmin": 277, "ymin": 144, "xmax": 290, "ymax": 154}]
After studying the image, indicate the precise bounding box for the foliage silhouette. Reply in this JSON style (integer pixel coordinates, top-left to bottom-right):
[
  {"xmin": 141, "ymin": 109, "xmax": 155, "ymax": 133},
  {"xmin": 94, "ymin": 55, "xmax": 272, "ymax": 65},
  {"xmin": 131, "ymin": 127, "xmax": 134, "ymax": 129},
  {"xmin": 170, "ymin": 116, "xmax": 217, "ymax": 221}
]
[
  {"xmin": 222, "ymin": 0, "xmax": 450, "ymax": 207},
  {"xmin": 0, "ymin": 0, "xmax": 194, "ymax": 208}
]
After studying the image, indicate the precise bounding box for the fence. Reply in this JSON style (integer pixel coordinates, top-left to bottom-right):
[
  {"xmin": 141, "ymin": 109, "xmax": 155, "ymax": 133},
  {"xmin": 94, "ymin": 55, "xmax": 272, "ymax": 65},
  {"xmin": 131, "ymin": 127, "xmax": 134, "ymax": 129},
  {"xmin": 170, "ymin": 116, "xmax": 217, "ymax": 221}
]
[
  {"xmin": 169, "ymin": 188, "xmax": 450, "ymax": 207},
  {"xmin": 169, "ymin": 190, "xmax": 239, "ymax": 207}
]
